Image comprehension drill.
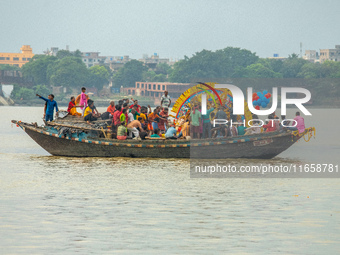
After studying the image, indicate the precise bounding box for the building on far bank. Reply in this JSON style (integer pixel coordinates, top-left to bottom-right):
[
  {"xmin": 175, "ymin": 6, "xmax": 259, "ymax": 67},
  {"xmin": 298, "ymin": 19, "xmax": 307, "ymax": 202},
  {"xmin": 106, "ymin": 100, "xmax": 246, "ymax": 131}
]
[
  {"xmin": 82, "ymin": 52, "xmax": 106, "ymax": 68},
  {"xmin": 121, "ymin": 82, "xmax": 192, "ymax": 101},
  {"xmin": 0, "ymin": 45, "xmax": 34, "ymax": 67},
  {"xmin": 44, "ymin": 47, "xmax": 60, "ymax": 56},
  {"xmin": 139, "ymin": 53, "xmax": 178, "ymax": 69},
  {"xmin": 104, "ymin": 55, "xmax": 131, "ymax": 71},
  {"xmin": 320, "ymin": 45, "xmax": 340, "ymax": 63},
  {"xmin": 303, "ymin": 50, "xmax": 319, "ymax": 62}
]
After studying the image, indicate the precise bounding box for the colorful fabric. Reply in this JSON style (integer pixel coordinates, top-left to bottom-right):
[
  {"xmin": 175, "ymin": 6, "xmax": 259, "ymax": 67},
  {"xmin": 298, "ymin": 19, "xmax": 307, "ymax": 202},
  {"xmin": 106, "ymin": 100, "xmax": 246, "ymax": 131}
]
[
  {"xmin": 80, "ymin": 92, "xmax": 88, "ymax": 109},
  {"xmin": 120, "ymin": 113, "xmax": 126, "ymax": 124},
  {"xmin": 69, "ymin": 107, "xmax": 81, "ymax": 116}
]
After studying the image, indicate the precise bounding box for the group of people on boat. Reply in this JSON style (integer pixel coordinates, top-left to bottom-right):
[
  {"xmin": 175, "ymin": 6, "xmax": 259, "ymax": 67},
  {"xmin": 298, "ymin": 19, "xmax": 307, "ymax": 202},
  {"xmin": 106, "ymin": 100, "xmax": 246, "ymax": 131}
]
[{"xmin": 36, "ymin": 87, "xmax": 305, "ymax": 140}]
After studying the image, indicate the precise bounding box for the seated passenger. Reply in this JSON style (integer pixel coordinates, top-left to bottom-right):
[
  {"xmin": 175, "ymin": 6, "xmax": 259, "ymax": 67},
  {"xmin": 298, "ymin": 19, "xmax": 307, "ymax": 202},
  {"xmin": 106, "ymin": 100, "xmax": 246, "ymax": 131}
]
[
  {"xmin": 117, "ymin": 122, "xmax": 127, "ymax": 140},
  {"xmin": 67, "ymin": 96, "xmax": 81, "ymax": 116},
  {"xmin": 84, "ymin": 100, "xmax": 100, "ymax": 122},
  {"xmin": 107, "ymin": 101, "xmax": 115, "ymax": 117},
  {"xmin": 245, "ymin": 121, "xmax": 261, "ymax": 135},
  {"xmin": 237, "ymin": 124, "xmax": 247, "ymax": 136},
  {"xmin": 263, "ymin": 114, "xmax": 278, "ymax": 132},
  {"xmin": 165, "ymin": 124, "xmax": 178, "ymax": 139},
  {"xmin": 150, "ymin": 128, "xmax": 161, "ymax": 138}
]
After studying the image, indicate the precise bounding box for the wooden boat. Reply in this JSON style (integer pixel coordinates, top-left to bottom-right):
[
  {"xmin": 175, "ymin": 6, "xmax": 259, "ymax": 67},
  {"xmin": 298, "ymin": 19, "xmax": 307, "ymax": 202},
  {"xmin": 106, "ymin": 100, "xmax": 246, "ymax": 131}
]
[{"xmin": 11, "ymin": 119, "xmax": 310, "ymax": 159}]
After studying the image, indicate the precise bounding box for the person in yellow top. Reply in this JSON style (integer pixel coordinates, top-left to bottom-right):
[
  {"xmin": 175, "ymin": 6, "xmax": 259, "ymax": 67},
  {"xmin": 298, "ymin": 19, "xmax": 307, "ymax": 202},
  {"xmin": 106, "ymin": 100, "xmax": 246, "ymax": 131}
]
[{"xmin": 84, "ymin": 100, "xmax": 101, "ymax": 122}]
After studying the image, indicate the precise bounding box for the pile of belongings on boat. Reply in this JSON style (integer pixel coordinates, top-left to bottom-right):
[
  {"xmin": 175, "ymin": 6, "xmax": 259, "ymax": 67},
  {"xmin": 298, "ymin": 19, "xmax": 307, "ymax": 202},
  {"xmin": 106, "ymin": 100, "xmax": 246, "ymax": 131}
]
[{"xmin": 51, "ymin": 114, "xmax": 111, "ymax": 139}]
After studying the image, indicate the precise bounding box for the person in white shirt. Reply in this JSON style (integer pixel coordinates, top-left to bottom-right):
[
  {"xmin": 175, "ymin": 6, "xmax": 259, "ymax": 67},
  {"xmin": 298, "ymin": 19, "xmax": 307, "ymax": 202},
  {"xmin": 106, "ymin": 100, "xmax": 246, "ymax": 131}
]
[
  {"xmin": 128, "ymin": 110, "xmax": 135, "ymax": 123},
  {"xmin": 161, "ymin": 91, "xmax": 171, "ymax": 108}
]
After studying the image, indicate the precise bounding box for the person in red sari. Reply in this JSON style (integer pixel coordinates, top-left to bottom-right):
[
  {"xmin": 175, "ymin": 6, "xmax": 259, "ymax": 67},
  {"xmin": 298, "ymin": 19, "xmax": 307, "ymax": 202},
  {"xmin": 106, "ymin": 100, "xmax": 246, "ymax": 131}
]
[{"xmin": 67, "ymin": 96, "xmax": 81, "ymax": 116}]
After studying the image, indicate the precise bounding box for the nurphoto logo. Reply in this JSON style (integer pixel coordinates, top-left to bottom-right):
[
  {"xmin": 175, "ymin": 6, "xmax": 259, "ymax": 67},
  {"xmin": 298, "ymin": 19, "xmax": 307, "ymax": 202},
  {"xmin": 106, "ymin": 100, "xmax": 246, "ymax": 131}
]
[{"xmin": 201, "ymin": 84, "xmax": 312, "ymax": 116}]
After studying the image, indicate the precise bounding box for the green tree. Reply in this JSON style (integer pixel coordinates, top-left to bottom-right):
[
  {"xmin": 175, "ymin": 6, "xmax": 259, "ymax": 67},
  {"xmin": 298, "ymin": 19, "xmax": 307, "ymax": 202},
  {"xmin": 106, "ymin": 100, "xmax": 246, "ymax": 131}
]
[
  {"xmin": 113, "ymin": 60, "xmax": 148, "ymax": 87},
  {"xmin": 142, "ymin": 70, "xmax": 167, "ymax": 82},
  {"xmin": 321, "ymin": 60, "xmax": 340, "ymax": 78},
  {"xmin": 234, "ymin": 63, "xmax": 283, "ymax": 78},
  {"xmin": 21, "ymin": 55, "xmax": 57, "ymax": 85},
  {"xmin": 169, "ymin": 47, "xmax": 259, "ymax": 82},
  {"xmin": 48, "ymin": 56, "xmax": 89, "ymax": 89},
  {"xmin": 56, "ymin": 50, "xmax": 74, "ymax": 59},
  {"xmin": 11, "ymin": 85, "xmax": 35, "ymax": 100},
  {"xmin": 256, "ymin": 58, "xmax": 284, "ymax": 74},
  {"xmin": 73, "ymin": 49, "xmax": 82, "ymax": 58},
  {"xmin": 0, "ymin": 64, "xmax": 21, "ymax": 71},
  {"xmin": 154, "ymin": 63, "xmax": 171, "ymax": 75},
  {"xmin": 280, "ymin": 54, "xmax": 307, "ymax": 78},
  {"xmin": 56, "ymin": 49, "xmax": 82, "ymax": 59},
  {"xmin": 87, "ymin": 65, "xmax": 110, "ymax": 90},
  {"xmin": 33, "ymin": 84, "xmax": 50, "ymax": 96}
]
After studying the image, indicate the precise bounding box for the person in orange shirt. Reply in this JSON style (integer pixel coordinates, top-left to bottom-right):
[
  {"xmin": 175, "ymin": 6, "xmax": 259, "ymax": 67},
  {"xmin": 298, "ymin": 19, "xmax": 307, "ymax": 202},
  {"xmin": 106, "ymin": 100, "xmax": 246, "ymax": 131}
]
[{"xmin": 107, "ymin": 101, "xmax": 115, "ymax": 117}]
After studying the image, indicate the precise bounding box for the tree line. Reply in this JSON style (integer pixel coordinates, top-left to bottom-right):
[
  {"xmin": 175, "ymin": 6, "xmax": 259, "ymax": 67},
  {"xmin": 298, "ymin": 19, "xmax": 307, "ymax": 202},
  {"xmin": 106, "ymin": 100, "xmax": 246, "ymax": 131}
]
[{"xmin": 1, "ymin": 47, "xmax": 339, "ymax": 104}]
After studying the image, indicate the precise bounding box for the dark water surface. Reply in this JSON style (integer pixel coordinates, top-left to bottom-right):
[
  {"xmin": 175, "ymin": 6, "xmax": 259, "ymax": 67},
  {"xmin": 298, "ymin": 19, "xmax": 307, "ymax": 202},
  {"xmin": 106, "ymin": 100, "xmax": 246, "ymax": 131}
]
[{"xmin": 0, "ymin": 106, "xmax": 339, "ymax": 254}]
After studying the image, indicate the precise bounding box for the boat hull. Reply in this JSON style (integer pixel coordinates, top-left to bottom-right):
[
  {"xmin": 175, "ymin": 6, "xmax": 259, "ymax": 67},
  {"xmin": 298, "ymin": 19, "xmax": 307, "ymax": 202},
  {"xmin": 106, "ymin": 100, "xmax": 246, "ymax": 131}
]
[{"xmin": 17, "ymin": 121, "xmax": 300, "ymax": 159}]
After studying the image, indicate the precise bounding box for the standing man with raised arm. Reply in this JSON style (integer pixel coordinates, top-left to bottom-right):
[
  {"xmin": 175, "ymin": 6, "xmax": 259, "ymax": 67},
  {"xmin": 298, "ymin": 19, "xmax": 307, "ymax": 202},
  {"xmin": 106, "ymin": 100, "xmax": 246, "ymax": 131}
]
[
  {"xmin": 161, "ymin": 90, "xmax": 171, "ymax": 108},
  {"xmin": 36, "ymin": 94, "xmax": 59, "ymax": 122}
]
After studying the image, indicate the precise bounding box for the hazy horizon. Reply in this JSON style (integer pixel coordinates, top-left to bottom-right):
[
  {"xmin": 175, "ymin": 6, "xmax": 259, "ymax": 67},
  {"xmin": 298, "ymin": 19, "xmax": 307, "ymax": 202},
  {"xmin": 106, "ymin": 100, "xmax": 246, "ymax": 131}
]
[{"xmin": 1, "ymin": 0, "xmax": 340, "ymax": 60}]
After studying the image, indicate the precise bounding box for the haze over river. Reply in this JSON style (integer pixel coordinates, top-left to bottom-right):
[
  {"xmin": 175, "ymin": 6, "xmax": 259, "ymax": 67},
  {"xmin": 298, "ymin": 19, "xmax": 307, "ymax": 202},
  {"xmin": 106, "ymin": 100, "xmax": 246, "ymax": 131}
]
[{"xmin": 0, "ymin": 106, "xmax": 339, "ymax": 254}]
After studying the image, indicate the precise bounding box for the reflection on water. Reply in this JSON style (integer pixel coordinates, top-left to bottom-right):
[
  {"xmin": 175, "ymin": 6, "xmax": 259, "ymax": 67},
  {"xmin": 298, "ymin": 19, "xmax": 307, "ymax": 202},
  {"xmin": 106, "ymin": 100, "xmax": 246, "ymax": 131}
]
[{"xmin": 0, "ymin": 106, "xmax": 339, "ymax": 254}]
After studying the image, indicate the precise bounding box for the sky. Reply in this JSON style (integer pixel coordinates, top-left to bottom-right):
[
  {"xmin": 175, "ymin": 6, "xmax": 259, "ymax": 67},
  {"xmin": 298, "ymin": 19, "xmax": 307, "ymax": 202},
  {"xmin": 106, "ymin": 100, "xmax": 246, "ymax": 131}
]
[{"xmin": 1, "ymin": 0, "xmax": 340, "ymax": 60}]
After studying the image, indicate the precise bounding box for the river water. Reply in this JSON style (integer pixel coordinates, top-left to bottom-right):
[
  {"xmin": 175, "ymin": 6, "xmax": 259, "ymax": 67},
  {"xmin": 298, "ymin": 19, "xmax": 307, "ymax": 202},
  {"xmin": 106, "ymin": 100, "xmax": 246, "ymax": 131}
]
[{"xmin": 0, "ymin": 106, "xmax": 339, "ymax": 254}]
